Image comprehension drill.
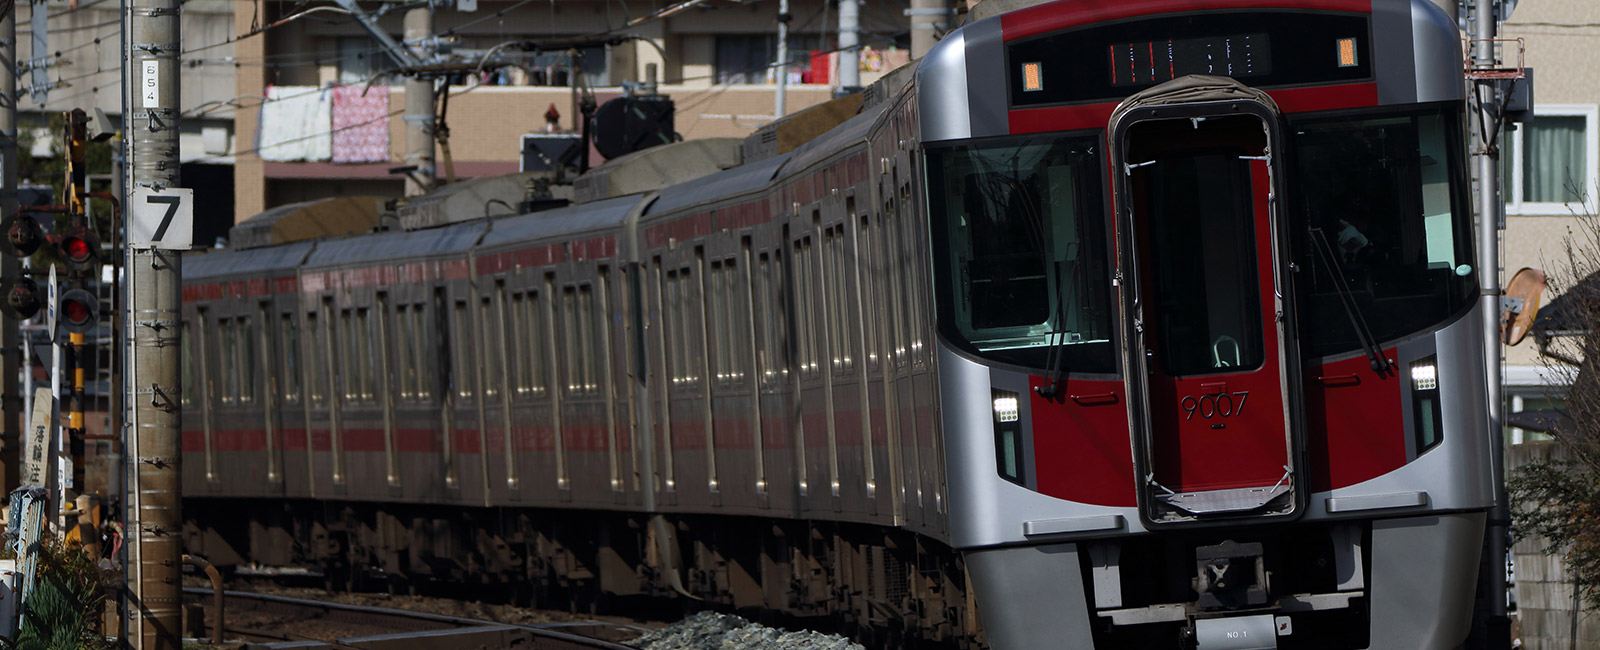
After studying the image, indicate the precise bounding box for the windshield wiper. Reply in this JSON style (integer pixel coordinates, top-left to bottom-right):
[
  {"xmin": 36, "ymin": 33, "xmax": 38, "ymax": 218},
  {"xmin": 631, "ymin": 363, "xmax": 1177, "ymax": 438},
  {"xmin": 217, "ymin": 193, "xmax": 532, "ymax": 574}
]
[
  {"xmin": 1308, "ymin": 227, "xmax": 1393, "ymax": 377},
  {"xmin": 1036, "ymin": 253, "xmax": 1077, "ymax": 400}
]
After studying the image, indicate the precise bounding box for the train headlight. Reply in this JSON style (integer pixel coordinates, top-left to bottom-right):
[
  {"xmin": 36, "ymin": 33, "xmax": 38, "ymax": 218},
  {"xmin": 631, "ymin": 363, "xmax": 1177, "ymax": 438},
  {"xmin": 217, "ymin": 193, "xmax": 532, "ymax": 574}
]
[
  {"xmin": 1410, "ymin": 361, "xmax": 1437, "ymax": 391},
  {"xmin": 992, "ymin": 390, "xmax": 1025, "ymax": 486},
  {"xmin": 993, "ymin": 395, "xmax": 1020, "ymax": 423},
  {"xmin": 1410, "ymin": 357, "xmax": 1442, "ymax": 452}
]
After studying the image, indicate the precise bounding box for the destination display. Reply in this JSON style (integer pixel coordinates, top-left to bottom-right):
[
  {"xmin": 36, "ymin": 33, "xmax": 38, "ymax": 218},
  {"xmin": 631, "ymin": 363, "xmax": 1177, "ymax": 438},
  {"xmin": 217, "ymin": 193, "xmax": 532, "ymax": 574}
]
[{"xmin": 1008, "ymin": 12, "xmax": 1372, "ymax": 107}]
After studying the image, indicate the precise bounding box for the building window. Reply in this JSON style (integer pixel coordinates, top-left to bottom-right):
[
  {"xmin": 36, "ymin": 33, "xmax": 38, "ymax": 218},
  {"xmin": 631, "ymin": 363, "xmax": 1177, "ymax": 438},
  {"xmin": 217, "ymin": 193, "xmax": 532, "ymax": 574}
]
[
  {"xmin": 1503, "ymin": 105, "xmax": 1599, "ymax": 215},
  {"xmin": 337, "ymin": 37, "xmax": 382, "ymax": 86},
  {"xmin": 714, "ymin": 34, "xmax": 821, "ymax": 85}
]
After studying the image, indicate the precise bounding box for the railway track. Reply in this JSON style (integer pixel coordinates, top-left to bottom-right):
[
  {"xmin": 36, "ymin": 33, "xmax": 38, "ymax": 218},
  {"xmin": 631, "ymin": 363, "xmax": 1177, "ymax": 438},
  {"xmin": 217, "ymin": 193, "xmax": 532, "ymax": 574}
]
[{"xmin": 183, "ymin": 588, "xmax": 647, "ymax": 649}]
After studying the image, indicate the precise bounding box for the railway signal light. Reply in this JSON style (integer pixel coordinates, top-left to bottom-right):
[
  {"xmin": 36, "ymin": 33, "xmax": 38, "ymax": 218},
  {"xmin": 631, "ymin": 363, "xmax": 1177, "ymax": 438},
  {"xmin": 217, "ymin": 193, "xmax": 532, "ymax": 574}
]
[
  {"xmin": 58, "ymin": 225, "xmax": 100, "ymax": 272},
  {"xmin": 0, "ymin": 276, "xmax": 42, "ymax": 320},
  {"xmin": 0, "ymin": 214, "xmax": 44, "ymax": 257},
  {"xmin": 58, "ymin": 288, "xmax": 98, "ymax": 335}
]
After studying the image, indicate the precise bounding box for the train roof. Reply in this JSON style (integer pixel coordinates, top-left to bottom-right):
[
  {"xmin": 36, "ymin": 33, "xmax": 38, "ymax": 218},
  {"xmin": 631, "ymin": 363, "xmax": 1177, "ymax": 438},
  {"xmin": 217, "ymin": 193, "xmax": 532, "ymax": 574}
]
[
  {"xmin": 302, "ymin": 219, "xmax": 488, "ymax": 269},
  {"xmin": 783, "ymin": 102, "xmax": 884, "ymax": 175},
  {"xmin": 185, "ymin": 240, "xmax": 317, "ymax": 282},
  {"xmin": 479, "ymin": 194, "xmax": 647, "ymax": 250},
  {"xmin": 646, "ymin": 152, "xmax": 792, "ymax": 217}
]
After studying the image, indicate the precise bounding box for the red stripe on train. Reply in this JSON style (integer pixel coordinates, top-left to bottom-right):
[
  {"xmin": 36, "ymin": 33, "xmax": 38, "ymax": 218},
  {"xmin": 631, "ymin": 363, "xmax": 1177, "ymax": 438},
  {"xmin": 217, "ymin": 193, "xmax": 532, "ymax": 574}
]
[{"xmin": 1001, "ymin": 0, "xmax": 1371, "ymax": 42}]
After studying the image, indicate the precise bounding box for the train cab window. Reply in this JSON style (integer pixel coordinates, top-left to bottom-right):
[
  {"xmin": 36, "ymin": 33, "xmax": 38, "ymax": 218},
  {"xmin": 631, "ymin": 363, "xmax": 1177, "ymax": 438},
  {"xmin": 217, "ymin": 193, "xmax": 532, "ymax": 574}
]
[
  {"xmin": 1288, "ymin": 107, "xmax": 1476, "ymax": 357},
  {"xmin": 281, "ymin": 314, "xmax": 300, "ymax": 403},
  {"xmin": 927, "ymin": 133, "xmax": 1115, "ymax": 373}
]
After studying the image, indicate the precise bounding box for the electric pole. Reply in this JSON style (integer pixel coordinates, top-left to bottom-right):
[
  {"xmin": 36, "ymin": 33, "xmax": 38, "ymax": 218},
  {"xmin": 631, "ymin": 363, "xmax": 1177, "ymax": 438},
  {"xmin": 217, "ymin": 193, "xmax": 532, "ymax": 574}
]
[
  {"xmin": 2, "ymin": 0, "xmax": 22, "ymax": 494},
  {"xmin": 837, "ymin": 0, "xmax": 860, "ymax": 92},
  {"xmin": 775, "ymin": 0, "xmax": 790, "ymax": 118},
  {"xmin": 404, "ymin": 4, "xmax": 437, "ymax": 196},
  {"xmin": 123, "ymin": 0, "xmax": 185, "ymax": 638},
  {"xmin": 1469, "ymin": 0, "xmax": 1512, "ymax": 647}
]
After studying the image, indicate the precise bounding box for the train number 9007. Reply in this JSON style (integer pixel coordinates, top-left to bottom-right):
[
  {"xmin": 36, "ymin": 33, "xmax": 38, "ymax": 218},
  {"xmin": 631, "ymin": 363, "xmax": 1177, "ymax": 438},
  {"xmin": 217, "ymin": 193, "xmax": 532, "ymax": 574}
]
[{"xmin": 1180, "ymin": 391, "xmax": 1249, "ymax": 420}]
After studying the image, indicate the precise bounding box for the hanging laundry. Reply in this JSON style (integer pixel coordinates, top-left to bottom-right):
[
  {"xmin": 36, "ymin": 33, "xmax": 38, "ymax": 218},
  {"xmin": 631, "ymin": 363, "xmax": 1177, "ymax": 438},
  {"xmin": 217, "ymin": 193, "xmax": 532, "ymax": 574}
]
[
  {"xmin": 257, "ymin": 85, "xmax": 333, "ymax": 162},
  {"xmin": 331, "ymin": 85, "xmax": 392, "ymax": 164}
]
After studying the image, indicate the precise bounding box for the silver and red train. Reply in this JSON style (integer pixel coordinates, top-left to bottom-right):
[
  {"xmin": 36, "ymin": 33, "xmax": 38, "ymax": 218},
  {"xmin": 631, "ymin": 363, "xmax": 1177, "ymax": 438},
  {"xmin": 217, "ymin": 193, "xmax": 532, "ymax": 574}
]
[{"xmin": 181, "ymin": 0, "xmax": 1493, "ymax": 648}]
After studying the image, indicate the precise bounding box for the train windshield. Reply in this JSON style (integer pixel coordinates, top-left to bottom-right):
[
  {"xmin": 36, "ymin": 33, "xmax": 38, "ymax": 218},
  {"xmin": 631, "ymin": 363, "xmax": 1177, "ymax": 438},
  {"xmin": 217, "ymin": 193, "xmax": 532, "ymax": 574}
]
[
  {"xmin": 1288, "ymin": 106, "xmax": 1477, "ymax": 358},
  {"xmin": 927, "ymin": 134, "xmax": 1115, "ymax": 373}
]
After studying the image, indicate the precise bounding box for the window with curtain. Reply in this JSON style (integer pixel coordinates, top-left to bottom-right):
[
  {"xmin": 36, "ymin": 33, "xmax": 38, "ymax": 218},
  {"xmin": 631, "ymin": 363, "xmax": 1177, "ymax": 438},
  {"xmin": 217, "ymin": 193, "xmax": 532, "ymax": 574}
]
[{"xmin": 1522, "ymin": 115, "xmax": 1587, "ymax": 204}]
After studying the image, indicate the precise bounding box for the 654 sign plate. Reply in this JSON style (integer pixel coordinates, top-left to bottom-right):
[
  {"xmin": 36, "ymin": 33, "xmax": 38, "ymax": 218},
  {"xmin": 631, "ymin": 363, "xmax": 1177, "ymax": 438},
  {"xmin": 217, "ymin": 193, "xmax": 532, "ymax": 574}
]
[{"xmin": 130, "ymin": 187, "xmax": 195, "ymax": 249}]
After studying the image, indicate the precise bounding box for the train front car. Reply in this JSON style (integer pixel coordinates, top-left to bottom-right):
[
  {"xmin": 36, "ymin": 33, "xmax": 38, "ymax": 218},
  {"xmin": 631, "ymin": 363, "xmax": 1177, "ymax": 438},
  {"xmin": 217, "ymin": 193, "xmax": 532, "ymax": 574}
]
[{"xmin": 920, "ymin": 1, "xmax": 1491, "ymax": 648}]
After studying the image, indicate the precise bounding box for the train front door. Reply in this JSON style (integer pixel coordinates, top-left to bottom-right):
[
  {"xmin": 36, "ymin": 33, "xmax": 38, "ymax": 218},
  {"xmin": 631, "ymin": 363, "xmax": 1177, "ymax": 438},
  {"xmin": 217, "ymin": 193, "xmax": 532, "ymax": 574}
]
[{"xmin": 1110, "ymin": 88, "xmax": 1305, "ymax": 526}]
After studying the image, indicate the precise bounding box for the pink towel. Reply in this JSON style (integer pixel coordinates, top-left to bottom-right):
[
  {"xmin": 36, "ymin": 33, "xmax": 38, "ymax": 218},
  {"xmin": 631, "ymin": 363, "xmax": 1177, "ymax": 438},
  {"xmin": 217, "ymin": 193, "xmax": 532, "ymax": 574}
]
[{"xmin": 331, "ymin": 85, "xmax": 390, "ymax": 164}]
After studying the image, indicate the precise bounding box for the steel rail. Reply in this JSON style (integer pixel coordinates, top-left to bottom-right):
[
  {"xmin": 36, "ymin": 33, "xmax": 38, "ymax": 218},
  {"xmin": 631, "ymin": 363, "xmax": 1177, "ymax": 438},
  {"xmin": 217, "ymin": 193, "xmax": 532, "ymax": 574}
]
[{"xmin": 182, "ymin": 588, "xmax": 646, "ymax": 649}]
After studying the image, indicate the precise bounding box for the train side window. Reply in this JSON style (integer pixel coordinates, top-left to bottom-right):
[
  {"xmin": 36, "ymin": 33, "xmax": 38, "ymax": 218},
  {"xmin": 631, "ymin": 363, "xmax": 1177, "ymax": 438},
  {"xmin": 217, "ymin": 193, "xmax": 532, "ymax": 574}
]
[
  {"xmin": 307, "ymin": 310, "xmax": 323, "ymax": 404},
  {"xmin": 181, "ymin": 319, "xmax": 193, "ymax": 405},
  {"xmin": 792, "ymin": 239, "xmax": 811, "ymax": 376},
  {"xmin": 481, "ymin": 296, "xmax": 501, "ymax": 399},
  {"xmin": 452, "ymin": 300, "xmax": 474, "ymax": 400},
  {"xmin": 664, "ymin": 270, "xmax": 680, "ymax": 386},
  {"xmin": 773, "ymin": 248, "xmax": 789, "ymax": 380},
  {"xmin": 413, "ymin": 304, "xmax": 432, "ymax": 400},
  {"xmin": 860, "ymin": 214, "xmax": 879, "ymax": 369},
  {"xmin": 509, "ymin": 291, "xmax": 526, "ymax": 396},
  {"xmin": 727, "ymin": 255, "xmax": 744, "ymax": 381},
  {"xmin": 240, "ymin": 315, "xmax": 256, "ymax": 403},
  {"xmin": 754, "ymin": 253, "xmax": 771, "ymax": 383},
  {"xmin": 282, "ymin": 313, "xmax": 301, "ymax": 403},
  {"xmin": 396, "ymin": 305, "xmax": 414, "ymax": 400},
  {"xmin": 584, "ymin": 284, "xmax": 601, "ymax": 392},
  {"xmin": 340, "ymin": 309, "xmax": 356, "ymax": 403},
  {"xmin": 709, "ymin": 260, "xmax": 727, "ymax": 382},
  {"xmin": 561, "ymin": 286, "xmax": 578, "ymax": 394},
  {"xmin": 360, "ymin": 305, "xmax": 374, "ymax": 401},
  {"xmin": 219, "ymin": 318, "xmax": 236, "ymax": 405},
  {"xmin": 529, "ymin": 290, "xmax": 547, "ymax": 395}
]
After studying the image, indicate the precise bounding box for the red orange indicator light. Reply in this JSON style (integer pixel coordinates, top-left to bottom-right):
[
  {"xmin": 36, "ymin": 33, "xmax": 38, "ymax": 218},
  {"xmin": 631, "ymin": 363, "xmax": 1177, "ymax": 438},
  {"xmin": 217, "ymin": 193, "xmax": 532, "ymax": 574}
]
[
  {"xmin": 1022, "ymin": 62, "xmax": 1044, "ymax": 92},
  {"xmin": 1336, "ymin": 38, "xmax": 1358, "ymax": 67}
]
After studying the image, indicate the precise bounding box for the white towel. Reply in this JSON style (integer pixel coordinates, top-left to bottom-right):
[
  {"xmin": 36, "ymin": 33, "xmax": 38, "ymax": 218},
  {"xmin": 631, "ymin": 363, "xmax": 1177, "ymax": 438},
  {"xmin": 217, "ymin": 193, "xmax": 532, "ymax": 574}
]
[{"xmin": 257, "ymin": 85, "xmax": 333, "ymax": 162}]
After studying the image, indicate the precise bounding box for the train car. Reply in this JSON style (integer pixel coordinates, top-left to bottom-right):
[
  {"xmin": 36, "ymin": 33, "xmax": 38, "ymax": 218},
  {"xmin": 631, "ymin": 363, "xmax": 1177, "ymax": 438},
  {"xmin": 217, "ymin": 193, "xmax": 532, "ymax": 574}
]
[
  {"xmin": 922, "ymin": 0, "xmax": 1491, "ymax": 648},
  {"xmin": 181, "ymin": 0, "xmax": 1492, "ymax": 647}
]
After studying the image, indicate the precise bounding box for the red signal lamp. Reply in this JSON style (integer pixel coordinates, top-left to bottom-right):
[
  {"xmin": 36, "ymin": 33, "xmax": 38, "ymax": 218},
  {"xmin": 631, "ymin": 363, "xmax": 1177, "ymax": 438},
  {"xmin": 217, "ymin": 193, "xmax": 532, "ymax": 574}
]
[{"xmin": 59, "ymin": 288, "xmax": 98, "ymax": 334}]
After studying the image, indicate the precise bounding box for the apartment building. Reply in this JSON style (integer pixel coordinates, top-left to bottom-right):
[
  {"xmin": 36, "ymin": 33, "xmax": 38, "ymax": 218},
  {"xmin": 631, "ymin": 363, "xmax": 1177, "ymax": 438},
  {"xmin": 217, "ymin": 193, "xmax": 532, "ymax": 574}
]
[{"xmin": 231, "ymin": 0, "xmax": 919, "ymax": 220}]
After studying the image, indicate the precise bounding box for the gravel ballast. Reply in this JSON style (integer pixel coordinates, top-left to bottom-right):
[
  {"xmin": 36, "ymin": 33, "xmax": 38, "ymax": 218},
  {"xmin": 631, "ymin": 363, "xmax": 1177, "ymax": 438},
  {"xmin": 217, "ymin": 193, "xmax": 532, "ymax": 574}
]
[{"xmin": 630, "ymin": 612, "xmax": 866, "ymax": 650}]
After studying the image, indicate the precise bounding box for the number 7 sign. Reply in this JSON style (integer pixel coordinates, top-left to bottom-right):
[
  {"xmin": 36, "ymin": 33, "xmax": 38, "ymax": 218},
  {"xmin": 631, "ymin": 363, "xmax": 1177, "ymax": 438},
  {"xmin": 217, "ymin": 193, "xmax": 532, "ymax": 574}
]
[{"xmin": 130, "ymin": 187, "xmax": 195, "ymax": 249}]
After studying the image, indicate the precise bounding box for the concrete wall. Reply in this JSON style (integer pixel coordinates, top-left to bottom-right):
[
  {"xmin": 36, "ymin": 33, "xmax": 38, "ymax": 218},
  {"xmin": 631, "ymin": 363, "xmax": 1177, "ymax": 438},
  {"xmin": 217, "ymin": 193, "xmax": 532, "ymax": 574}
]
[{"xmin": 1508, "ymin": 441, "xmax": 1600, "ymax": 650}]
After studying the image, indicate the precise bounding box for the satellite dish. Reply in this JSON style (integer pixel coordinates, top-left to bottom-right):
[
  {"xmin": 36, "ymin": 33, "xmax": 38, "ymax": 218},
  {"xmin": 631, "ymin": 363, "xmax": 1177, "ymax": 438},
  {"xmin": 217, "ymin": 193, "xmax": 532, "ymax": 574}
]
[
  {"xmin": 590, "ymin": 95, "xmax": 679, "ymax": 160},
  {"xmin": 1502, "ymin": 267, "xmax": 1547, "ymax": 346}
]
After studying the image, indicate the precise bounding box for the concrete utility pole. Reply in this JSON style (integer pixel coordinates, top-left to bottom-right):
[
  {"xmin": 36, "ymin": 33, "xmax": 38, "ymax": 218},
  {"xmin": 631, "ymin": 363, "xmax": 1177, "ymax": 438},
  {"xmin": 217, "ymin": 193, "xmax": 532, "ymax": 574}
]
[
  {"xmin": 907, "ymin": 0, "xmax": 948, "ymax": 59},
  {"xmin": 1469, "ymin": 0, "xmax": 1511, "ymax": 647},
  {"xmin": 774, "ymin": 0, "xmax": 790, "ymax": 118},
  {"xmin": 404, "ymin": 5, "xmax": 437, "ymax": 196},
  {"xmin": 2, "ymin": 0, "xmax": 22, "ymax": 494},
  {"xmin": 837, "ymin": 0, "xmax": 860, "ymax": 91},
  {"xmin": 123, "ymin": 0, "xmax": 184, "ymax": 639}
]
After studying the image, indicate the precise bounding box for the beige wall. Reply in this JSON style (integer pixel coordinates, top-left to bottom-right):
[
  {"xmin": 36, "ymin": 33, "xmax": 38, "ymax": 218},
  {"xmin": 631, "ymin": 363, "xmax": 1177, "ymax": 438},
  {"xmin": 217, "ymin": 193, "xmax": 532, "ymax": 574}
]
[{"xmin": 1498, "ymin": 3, "xmax": 1600, "ymax": 373}]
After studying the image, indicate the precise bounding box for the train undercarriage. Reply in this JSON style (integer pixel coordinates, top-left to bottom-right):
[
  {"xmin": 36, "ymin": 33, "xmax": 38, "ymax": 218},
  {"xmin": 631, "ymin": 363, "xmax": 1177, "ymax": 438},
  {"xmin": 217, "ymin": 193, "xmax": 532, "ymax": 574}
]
[{"xmin": 184, "ymin": 499, "xmax": 982, "ymax": 649}]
